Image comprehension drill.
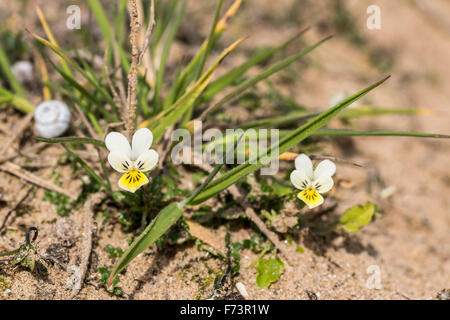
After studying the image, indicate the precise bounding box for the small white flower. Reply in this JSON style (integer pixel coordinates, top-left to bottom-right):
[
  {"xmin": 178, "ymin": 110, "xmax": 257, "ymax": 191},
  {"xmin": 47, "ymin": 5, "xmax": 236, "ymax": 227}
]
[
  {"xmin": 105, "ymin": 128, "xmax": 159, "ymax": 193},
  {"xmin": 290, "ymin": 154, "xmax": 336, "ymax": 209}
]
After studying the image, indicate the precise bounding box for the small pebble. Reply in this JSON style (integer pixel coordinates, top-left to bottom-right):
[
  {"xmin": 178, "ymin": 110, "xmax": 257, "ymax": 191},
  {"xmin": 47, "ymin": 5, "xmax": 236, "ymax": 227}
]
[{"xmin": 235, "ymin": 282, "xmax": 249, "ymax": 298}]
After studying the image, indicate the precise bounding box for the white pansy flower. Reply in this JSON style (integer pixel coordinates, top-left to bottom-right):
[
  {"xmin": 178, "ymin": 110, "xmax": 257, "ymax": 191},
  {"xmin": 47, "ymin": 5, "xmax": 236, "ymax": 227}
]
[
  {"xmin": 105, "ymin": 128, "xmax": 159, "ymax": 193},
  {"xmin": 290, "ymin": 154, "xmax": 336, "ymax": 209}
]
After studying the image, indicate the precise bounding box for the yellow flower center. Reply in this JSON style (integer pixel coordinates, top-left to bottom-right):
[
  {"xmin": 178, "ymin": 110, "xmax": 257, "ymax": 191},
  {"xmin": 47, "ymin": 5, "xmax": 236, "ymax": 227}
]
[
  {"xmin": 118, "ymin": 169, "xmax": 149, "ymax": 193},
  {"xmin": 298, "ymin": 187, "xmax": 323, "ymax": 208}
]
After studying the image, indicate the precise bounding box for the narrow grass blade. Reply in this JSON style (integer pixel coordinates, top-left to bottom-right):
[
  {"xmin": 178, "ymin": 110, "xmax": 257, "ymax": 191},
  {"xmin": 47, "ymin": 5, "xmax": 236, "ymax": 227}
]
[
  {"xmin": 338, "ymin": 106, "xmax": 428, "ymax": 118},
  {"xmin": 87, "ymin": 0, "xmax": 114, "ymax": 46},
  {"xmin": 34, "ymin": 1, "xmax": 72, "ymax": 76},
  {"xmin": 0, "ymin": 46, "xmax": 25, "ymax": 97},
  {"xmin": 87, "ymin": 0, "xmax": 129, "ymax": 72},
  {"xmin": 63, "ymin": 146, "xmax": 109, "ymax": 189},
  {"xmin": 151, "ymin": 0, "xmax": 179, "ymax": 49},
  {"xmin": 36, "ymin": 136, "xmax": 106, "ymax": 148},
  {"xmin": 140, "ymin": 37, "xmax": 245, "ymax": 142},
  {"xmin": 98, "ymin": 149, "xmax": 112, "ymax": 192},
  {"xmin": 242, "ymin": 106, "xmax": 425, "ymax": 130},
  {"xmin": 34, "ymin": 50, "xmax": 51, "ymax": 100},
  {"xmin": 314, "ymin": 129, "xmax": 450, "ymax": 139},
  {"xmin": 107, "ymin": 202, "xmax": 183, "ymax": 287},
  {"xmin": 49, "ymin": 60, "xmax": 118, "ymax": 122},
  {"xmin": 153, "ymin": 0, "xmax": 185, "ymax": 110},
  {"xmin": 44, "ymin": 80, "xmax": 104, "ymax": 136},
  {"xmin": 242, "ymin": 111, "xmax": 316, "ymax": 129},
  {"xmin": 113, "ymin": 0, "xmax": 128, "ymax": 45},
  {"xmin": 191, "ymin": 76, "xmax": 391, "ymax": 204},
  {"xmin": 199, "ymin": 35, "xmax": 333, "ymax": 120},
  {"xmin": 0, "ymin": 87, "xmax": 34, "ymax": 113},
  {"xmin": 202, "ymin": 27, "xmax": 310, "ymax": 102},
  {"xmin": 106, "ymin": 135, "xmax": 241, "ymax": 286},
  {"xmin": 169, "ymin": 0, "xmax": 243, "ymax": 105},
  {"xmin": 195, "ymin": 0, "xmax": 224, "ymax": 80},
  {"xmin": 28, "ymin": 30, "xmax": 118, "ymax": 113}
]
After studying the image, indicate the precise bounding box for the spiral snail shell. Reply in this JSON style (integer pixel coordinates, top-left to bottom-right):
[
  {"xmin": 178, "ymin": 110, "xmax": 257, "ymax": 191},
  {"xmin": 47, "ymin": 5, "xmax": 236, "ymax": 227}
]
[
  {"xmin": 34, "ymin": 100, "xmax": 71, "ymax": 138},
  {"xmin": 11, "ymin": 61, "xmax": 34, "ymax": 84}
]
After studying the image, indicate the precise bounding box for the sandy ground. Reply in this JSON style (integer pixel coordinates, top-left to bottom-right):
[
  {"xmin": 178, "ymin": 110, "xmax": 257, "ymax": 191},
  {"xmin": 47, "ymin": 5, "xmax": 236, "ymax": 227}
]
[{"xmin": 0, "ymin": 0, "xmax": 449, "ymax": 299}]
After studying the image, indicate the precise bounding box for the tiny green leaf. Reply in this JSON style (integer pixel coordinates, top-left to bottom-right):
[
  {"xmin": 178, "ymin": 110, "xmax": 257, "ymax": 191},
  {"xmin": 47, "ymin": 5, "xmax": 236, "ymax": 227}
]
[
  {"xmin": 255, "ymin": 257, "xmax": 285, "ymax": 289},
  {"xmin": 339, "ymin": 202, "xmax": 376, "ymax": 233}
]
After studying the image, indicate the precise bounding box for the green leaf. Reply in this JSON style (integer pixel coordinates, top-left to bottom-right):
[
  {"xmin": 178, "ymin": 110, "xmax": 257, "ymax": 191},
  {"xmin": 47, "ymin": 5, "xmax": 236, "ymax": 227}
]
[
  {"xmin": 36, "ymin": 136, "xmax": 106, "ymax": 148},
  {"xmin": 48, "ymin": 60, "xmax": 118, "ymax": 122},
  {"xmin": 271, "ymin": 179, "xmax": 292, "ymax": 197},
  {"xmin": 255, "ymin": 257, "xmax": 284, "ymax": 289},
  {"xmin": 314, "ymin": 129, "xmax": 450, "ymax": 139},
  {"xmin": 338, "ymin": 106, "xmax": 426, "ymax": 118},
  {"xmin": 195, "ymin": 0, "xmax": 224, "ymax": 80},
  {"xmin": 242, "ymin": 111, "xmax": 314, "ymax": 129},
  {"xmin": 0, "ymin": 45, "xmax": 25, "ymax": 97},
  {"xmin": 107, "ymin": 202, "xmax": 183, "ymax": 287},
  {"xmin": 339, "ymin": 202, "xmax": 376, "ymax": 233},
  {"xmin": 87, "ymin": 0, "xmax": 114, "ymax": 46},
  {"xmin": 199, "ymin": 35, "xmax": 333, "ymax": 120},
  {"xmin": 242, "ymin": 106, "xmax": 424, "ymax": 130},
  {"xmin": 63, "ymin": 146, "xmax": 109, "ymax": 190},
  {"xmin": 190, "ymin": 76, "xmax": 390, "ymax": 204},
  {"xmin": 0, "ymin": 87, "xmax": 34, "ymax": 113},
  {"xmin": 153, "ymin": 0, "xmax": 186, "ymax": 110},
  {"xmin": 168, "ymin": 0, "xmax": 242, "ymax": 103},
  {"xmin": 141, "ymin": 37, "xmax": 245, "ymax": 142},
  {"xmin": 28, "ymin": 29, "xmax": 118, "ymax": 115},
  {"xmin": 107, "ymin": 134, "xmax": 242, "ymax": 286},
  {"xmin": 202, "ymin": 28, "xmax": 308, "ymax": 102}
]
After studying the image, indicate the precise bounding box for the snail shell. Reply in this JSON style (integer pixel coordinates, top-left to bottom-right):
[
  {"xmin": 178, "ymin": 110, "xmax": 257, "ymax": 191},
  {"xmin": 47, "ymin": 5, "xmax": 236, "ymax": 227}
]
[
  {"xmin": 11, "ymin": 61, "xmax": 34, "ymax": 84},
  {"xmin": 34, "ymin": 100, "xmax": 71, "ymax": 138}
]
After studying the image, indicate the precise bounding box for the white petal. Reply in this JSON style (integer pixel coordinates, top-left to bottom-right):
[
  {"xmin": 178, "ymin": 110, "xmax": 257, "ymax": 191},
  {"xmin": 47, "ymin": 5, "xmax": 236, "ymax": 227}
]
[
  {"xmin": 131, "ymin": 128, "xmax": 154, "ymax": 159},
  {"xmin": 295, "ymin": 154, "xmax": 313, "ymax": 178},
  {"xmin": 290, "ymin": 169, "xmax": 310, "ymax": 190},
  {"xmin": 105, "ymin": 132, "xmax": 132, "ymax": 158},
  {"xmin": 314, "ymin": 159, "xmax": 336, "ymax": 179},
  {"xmin": 313, "ymin": 176, "xmax": 334, "ymax": 194},
  {"xmin": 108, "ymin": 152, "xmax": 132, "ymax": 173},
  {"xmin": 134, "ymin": 149, "xmax": 159, "ymax": 172}
]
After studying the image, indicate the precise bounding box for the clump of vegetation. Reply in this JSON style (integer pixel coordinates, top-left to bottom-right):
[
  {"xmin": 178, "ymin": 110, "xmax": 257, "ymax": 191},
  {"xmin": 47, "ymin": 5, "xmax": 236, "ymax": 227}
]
[
  {"xmin": 0, "ymin": 0, "xmax": 448, "ymax": 295},
  {"xmin": 0, "ymin": 227, "xmax": 48, "ymax": 273},
  {"xmin": 98, "ymin": 267, "xmax": 123, "ymax": 297}
]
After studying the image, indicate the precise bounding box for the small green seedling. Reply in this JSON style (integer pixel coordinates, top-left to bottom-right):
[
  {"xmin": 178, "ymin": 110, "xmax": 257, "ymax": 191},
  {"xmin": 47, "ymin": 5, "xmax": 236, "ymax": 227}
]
[
  {"xmin": 105, "ymin": 245, "xmax": 124, "ymax": 260},
  {"xmin": 339, "ymin": 202, "xmax": 376, "ymax": 233},
  {"xmin": 98, "ymin": 267, "xmax": 123, "ymax": 297},
  {"xmin": 255, "ymin": 257, "xmax": 285, "ymax": 289}
]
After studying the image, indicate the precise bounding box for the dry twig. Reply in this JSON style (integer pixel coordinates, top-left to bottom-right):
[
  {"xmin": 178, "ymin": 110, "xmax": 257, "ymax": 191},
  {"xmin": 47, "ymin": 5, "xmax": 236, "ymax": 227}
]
[
  {"xmin": 0, "ymin": 186, "xmax": 34, "ymax": 234},
  {"xmin": 125, "ymin": 0, "xmax": 155, "ymax": 139},
  {"xmin": 186, "ymin": 219, "xmax": 226, "ymax": 254},
  {"xmin": 0, "ymin": 161, "xmax": 76, "ymax": 200},
  {"xmin": 69, "ymin": 192, "xmax": 104, "ymax": 299},
  {"xmin": 73, "ymin": 102, "xmax": 99, "ymax": 140},
  {"xmin": 0, "ymin": 113, "xmax": 34, "ymax": 155}
]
